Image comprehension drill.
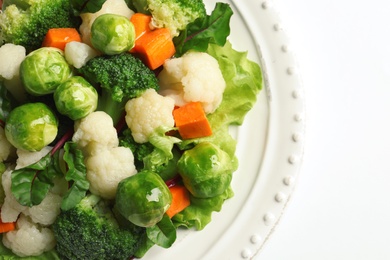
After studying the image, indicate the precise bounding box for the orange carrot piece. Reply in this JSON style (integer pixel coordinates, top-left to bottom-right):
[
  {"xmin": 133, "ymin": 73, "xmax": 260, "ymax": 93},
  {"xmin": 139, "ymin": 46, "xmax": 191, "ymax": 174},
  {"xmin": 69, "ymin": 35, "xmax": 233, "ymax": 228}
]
[
  {"xmin": 0, "ymin": 217, "xmax": 16, "ymax": 233},
  {"xmin": 42, "ymin": 28, "xmax": 81, "ymax": 50},
  {"xmin": 132, "ymin": 28, "xmax": 175, "ymax": 70},
  {"xmin": 166, "ymin": 185, "xmax": 191, "ymax": 218},
  {"xmin": 130, "ymin": 13, "xmax": 152, "ymax": 40},
  {"xmin": 173, "ymin": 102, "xmax": 213, "ymax": 139}
]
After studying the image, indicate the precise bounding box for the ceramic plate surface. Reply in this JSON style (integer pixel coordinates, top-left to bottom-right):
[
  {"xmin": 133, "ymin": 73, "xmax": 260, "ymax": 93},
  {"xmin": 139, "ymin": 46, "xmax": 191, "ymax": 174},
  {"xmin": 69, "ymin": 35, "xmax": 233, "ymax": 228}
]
[{"xmin": 145, "ymin": 0, "xmax": 305, "ymax": 259}]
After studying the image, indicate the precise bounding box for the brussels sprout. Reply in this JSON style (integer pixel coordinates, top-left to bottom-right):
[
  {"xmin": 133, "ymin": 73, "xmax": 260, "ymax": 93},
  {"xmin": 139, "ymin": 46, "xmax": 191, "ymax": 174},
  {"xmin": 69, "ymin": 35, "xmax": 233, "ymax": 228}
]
[
  {"xmin": 5, "ymin": 102, "xmax": 58, "ymax": 151},
  {"xmin": 115, "ymin": 170, "xmax": 172, "ymax": 227},
  {"xmin": 91, "ymin": 14, "xmax": 136, "ymax": 55},
  {"xmin": 177, "ymin": 142, "xmax": 233, "ymax": 198},
  {"xmin": 20, "ymin": 47, "xmax": 72, "ymax": 96},
  {"xmin": 54, "ymin": 76, "xmax": 98, "ymax": 120}
]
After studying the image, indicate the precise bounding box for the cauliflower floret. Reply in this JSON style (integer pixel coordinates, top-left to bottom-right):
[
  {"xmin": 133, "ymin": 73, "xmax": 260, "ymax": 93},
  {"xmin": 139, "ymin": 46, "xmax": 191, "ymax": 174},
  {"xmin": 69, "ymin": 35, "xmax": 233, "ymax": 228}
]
[
  {"xmin": 0, "ymin": 126, "xmax": 15, "ymax": 162},
  {"xmin": 0, "ymin": 43, "xmax": 25, "ymax": 80},
  {"xmin": 64, "ymin": 41, "xmax": 99, "ymax": 69},
  {"xmin": 23, "ymin": 191, "xmax": 62, "ymax": 226},
  {"xmin": 72, "ymin": 111, "xmax": 119, "ymax": 155},
  {"xmin": 15, "ymin": 147, "xmax": 52, "ymax": 170},
  {"xmin": 125, "ymin": 88, "xmax": 175, "ymax": 143},
  {"xmin": 0, "ymin": 44, "xmax": 27, "ymax": 102},
  {"xmin": 85, "ymin": 146, "xmax": 137, "ymax": 199},
  {"xmin": 158, "ymin": 51, "xmax": 226, "ymax": 114},
  {"xmin": 1, "ymin": 169, "xmax": 27, "ymax": 222},
  {"xmin": 2, "ymin": 214, "xmax": 56, "ymax": 257},
  {"xmin": 79, "ymin": 0, "xmax": 134, "ymax": 46}
]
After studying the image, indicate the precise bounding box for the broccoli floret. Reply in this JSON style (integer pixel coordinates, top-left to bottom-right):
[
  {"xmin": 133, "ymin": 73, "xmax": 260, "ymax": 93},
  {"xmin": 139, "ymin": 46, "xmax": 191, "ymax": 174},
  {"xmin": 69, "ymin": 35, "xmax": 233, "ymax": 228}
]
[
  {"xmin": 76, "ymin": 52, "xmax": 159, "ymax": 124},
  {"xmin": 52, "ymin": 194, "xmax": 145, "ymax": 260},
  {"xmin": 132, "ymin": 0, "xmax": 207, "ymax": 36},
  {"xmin": 0, "ymin": 0, "xmax": 81, "ymax": 52},
  {"xmin": 119, "ymin": 128, "xmax": 155, "ymax": 170}
]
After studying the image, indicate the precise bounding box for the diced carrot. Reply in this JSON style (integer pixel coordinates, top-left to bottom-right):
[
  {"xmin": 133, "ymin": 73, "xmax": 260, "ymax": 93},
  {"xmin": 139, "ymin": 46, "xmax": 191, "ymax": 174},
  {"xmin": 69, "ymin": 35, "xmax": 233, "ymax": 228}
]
[
  {"xmin": 166, "ymin": 185, "xmax": 191, "ymax": 218},
  {"xmin": 42, "ymin": 28, "xmax": 81, "ymax": 50},
  {"xmin": 0, "ymin": 216, "xmax": 16, "ymax": 233},
  {"xmin": 130, "ymin": 13, "xmax": 152, "ymax": 40},
  {"xmin": 173, "ymin": 102, "xmax": 213, "ymax": 139},
  {"xmin": 132, "ymin": 28, "xmax": 175, "ymax": 70}
]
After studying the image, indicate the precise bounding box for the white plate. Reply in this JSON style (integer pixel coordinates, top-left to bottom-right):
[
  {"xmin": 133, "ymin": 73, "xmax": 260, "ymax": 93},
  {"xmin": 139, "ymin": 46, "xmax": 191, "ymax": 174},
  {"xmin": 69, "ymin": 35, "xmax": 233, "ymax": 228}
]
[{"xmin": 145, "ymin": 0, "xmax": 305, "ymax": 259}]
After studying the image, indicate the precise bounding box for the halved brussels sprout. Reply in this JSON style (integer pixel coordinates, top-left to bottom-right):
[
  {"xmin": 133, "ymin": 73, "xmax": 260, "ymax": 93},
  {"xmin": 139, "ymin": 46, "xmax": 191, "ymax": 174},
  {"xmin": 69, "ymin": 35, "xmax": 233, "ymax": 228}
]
[
  {"xmin": 5, "ymin": 102, "xmax": 58, "ymax": 151},
  {"xmin": 20, "ymin": 47, "xmax": 72, "ymax": 95}
]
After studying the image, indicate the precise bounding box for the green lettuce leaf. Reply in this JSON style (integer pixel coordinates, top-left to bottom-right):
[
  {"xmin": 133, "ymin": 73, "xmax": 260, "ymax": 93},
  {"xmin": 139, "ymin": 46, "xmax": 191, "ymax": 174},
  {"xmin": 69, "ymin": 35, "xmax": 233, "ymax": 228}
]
[
  {"xmin": 173, "ymin": 2, "xmax": 233, "ymax": 57},
  {"xmin": 172, "ymin": 187, "xmax": 234, "ymax": 230}
]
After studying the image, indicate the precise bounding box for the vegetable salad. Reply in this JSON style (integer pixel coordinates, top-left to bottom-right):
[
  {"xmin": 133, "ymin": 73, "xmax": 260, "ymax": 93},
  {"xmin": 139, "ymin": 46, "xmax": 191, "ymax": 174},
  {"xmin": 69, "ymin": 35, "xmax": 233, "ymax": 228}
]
[{"xmin": 0, "ymin": 0, "xmax": 263, "ymax": 259}]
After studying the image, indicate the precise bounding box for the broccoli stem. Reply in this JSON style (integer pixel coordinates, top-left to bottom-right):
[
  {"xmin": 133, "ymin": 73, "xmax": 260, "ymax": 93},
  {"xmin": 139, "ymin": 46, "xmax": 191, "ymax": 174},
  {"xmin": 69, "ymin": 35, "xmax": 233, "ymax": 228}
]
[{"xmin": 97, "ymin": 89, "xmax": 127, "ymax": 126}]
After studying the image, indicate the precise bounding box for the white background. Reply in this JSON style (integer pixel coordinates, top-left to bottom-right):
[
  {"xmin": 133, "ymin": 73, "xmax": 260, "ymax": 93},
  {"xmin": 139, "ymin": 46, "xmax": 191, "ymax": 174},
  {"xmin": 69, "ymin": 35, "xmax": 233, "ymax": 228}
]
[{"xmin": 257, "ymin": 0, "xmax": 390, "ymax": 259}]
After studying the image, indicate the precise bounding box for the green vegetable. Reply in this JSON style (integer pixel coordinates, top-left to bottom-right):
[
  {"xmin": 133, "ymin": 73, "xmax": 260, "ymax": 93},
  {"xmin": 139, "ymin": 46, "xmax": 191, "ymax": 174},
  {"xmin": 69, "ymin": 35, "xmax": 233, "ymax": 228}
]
[
  {"xmin": 54, "ymin": 76, "xmax": 98, "ymax": 120},
  {"xmin": 20, "ymin": 47, "xmax": 72, "ymax": 96},
  {"xmin": 173, "ymin": 2, "xmax": 233, "ymax": 56},
  {"xmin": 5, "ymin": 102, "xmax": 58, "ymax": 151},
  {"xmin": 76, "ymin": 52, "xmax": 159, "ymax": 124},
  {"xmin": 132, "ymin": 0, "xmax": 206, "ymax": 37},
  {"xmin": 0, "ymin": 0, "xmax": 80, "ymax": 52},
  {"xmin": 0, "ymin": 81, "xmax": 16, "ymax": 125},
  {"xmin": 119, "ymin": 127, "xmax": 181, "ymax": 180},
  {"xmin": 53, "ymin": 194, "xmax": 144, "ymax": 260},
  {"xmin": 177, "ymin": 142, "xmax": 233, "ymax": 198},
  {"xmin": 0, "ymin": 162, "xmax": 6, "ymax": 205},
  {"xmin": 115, "ymin": 170, "xmax": 172, "ymax": 227},
  {"xmin": 172, "ymin": 186, "xmax": 234, "ymax": 230},
  {"xmin": 91, "ymin": 14, "xmax": 136, "ymax": 55}
]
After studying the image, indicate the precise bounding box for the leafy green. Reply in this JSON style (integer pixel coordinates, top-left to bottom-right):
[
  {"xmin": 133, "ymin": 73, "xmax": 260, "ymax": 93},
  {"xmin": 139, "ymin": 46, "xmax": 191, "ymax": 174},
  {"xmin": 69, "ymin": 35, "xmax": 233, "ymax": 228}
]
[
  {"xmin": 11, "ymin": 151, "xmax": 61, "ymax": 207},
  {"xmin": 70, "ymin": 0, "xmax": 106, "ymax": 16},
  {"xmin": 173, "ymin": 2, "xmax": 233, "ymax": 56},
  {"xmin": 11, "ymin": 137, "xmax": 88, "ymax": 209},
  {"xmin": 146, "ymin": 214, "xmax": 176, "ymax": 248},
  {"xmin": 0, "ymin": 81, "xmax": 15, "ymax": 125},
  {"xmin": 61, "ymin": 142, "xmax": 89, "ymax": 211},
  {"xmin": 172, "ymin": 187, "xmax": 234, "ymax": 230}
]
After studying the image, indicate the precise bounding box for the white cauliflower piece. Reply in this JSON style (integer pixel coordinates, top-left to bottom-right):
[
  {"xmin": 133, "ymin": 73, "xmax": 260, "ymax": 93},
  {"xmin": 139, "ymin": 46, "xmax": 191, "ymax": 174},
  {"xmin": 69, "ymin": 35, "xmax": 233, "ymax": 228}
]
[
  {"xmin": 1, "ymin": 169, "xmax": 27, "ymax": 223},
  {"xmin": 0, "ymin": 44, "xmax": 27, "ymax": 102},
  {"xmin": 2, "ymin": 214, "xmax": 56, "ymax": 257},
  {"xmin": 0, "ymin": 43, "xmax": 25, "ymax": 80},
  {"xmin": 64, "ymin": 41, "xmax": 99, "ymax": 69},
  {"xmin": 23, "ymin": 191, "xmax": 62, "ymax": 226},
  {"xmin": 79, "ymin": 0, "xmax": 134, "ymax": 46},
  {"xmin": 158, "ymin": 51, "xmax": 226, "ymax": 114},
  {"xmin": 125, "ymin": 88, "xmax": 175, "ymax": 143},
  {"xmin": 85, "ymin": 146, "xmax": 137, "ymax": 199},
  {"xmin": 72, "ymin": 111, "xmax": 119, "ymax": 155},
  {"xmin": 0, "ymin": 126, "xmax": 14, "ymax": 162},
  {"xmin": 15, "ymin": 146, "xmax": 52, "ymax": 170}
]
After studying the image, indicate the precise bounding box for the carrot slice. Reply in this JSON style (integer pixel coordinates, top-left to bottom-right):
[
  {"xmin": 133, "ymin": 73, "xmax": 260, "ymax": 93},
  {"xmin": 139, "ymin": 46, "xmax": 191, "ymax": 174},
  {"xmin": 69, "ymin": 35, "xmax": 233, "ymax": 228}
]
[
  {"xmin": 132, "ymin": 28, "xmax": 175, "ymax": 70},
  {"xmin": 173, "ymin": 102, "xmax": 213, "ymax": 139},
  {"xmin": 166, "ymin": 185, "xmax": 191, "ymax": 218},
  {"xmin": 0, "ymin": 215, "xmax": 16, "ymax": 233},
  {"xmin": 130, "ymin": 13, "xmax": 152, "ymax": 40},
  {"xmin": 42, "ymin": 28, "xmax": 81, "ymax": 50}
]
